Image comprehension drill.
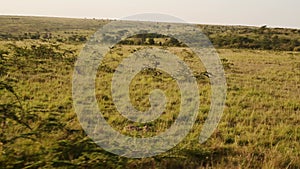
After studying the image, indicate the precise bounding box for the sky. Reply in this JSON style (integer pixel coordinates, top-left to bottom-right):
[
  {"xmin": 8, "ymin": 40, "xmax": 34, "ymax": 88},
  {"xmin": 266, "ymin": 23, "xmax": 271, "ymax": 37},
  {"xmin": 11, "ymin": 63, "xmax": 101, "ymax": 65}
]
[{"xmin": 0, "ymin": 0, "xmax": 299, "ymax": 28}]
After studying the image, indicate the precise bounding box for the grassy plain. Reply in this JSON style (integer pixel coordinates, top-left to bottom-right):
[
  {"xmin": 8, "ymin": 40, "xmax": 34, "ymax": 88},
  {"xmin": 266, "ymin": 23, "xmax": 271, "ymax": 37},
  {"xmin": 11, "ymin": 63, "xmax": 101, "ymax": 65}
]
[{"xmin": 0, "ymin": 16, "xmax": 299, "ymax": 168}]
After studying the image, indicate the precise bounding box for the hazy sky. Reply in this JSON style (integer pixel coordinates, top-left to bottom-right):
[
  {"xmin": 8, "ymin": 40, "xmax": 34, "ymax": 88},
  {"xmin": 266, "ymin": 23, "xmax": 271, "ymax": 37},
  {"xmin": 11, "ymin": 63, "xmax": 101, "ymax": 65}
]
[{"xmin": 1, "ymin": 0, "xmax": 299, "ymax": 28}]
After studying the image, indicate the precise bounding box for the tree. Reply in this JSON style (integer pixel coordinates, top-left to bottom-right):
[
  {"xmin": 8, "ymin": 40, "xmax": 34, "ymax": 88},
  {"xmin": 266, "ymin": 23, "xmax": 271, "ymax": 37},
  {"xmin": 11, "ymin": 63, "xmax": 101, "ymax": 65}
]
[{"xmin": 148, "ymin": 38, "xmax": 155, "ymax": 45}]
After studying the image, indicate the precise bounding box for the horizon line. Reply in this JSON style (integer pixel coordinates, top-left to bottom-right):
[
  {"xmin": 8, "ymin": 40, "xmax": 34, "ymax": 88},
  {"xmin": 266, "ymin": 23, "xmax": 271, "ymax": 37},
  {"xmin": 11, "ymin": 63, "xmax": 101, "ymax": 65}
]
[{"xmin": 1, "ymin": 13, "xmax": 299, "ymax": 30}]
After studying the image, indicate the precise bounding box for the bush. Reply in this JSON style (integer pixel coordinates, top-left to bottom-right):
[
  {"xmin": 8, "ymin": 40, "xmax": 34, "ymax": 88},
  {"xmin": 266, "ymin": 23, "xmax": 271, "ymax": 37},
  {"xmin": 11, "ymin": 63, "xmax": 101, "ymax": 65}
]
[{"xmin": 293, "ymin": 46, "xmax": 300, "ymax": 51}]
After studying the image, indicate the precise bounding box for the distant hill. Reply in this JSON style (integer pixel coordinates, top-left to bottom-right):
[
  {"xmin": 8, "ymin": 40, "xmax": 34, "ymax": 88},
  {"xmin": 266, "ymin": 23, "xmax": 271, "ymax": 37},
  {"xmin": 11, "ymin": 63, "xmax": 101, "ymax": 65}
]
[{"xmin": 0, "ymin": 15, "xmax": 299, "ymax": 51}]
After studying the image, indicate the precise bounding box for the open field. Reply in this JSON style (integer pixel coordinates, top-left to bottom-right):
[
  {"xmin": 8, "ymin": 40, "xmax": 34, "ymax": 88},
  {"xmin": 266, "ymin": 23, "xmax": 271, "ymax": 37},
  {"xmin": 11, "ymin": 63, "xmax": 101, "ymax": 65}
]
[{"xmin": 0, "ymin": 16, "xmax": 300, "ymax": 168}]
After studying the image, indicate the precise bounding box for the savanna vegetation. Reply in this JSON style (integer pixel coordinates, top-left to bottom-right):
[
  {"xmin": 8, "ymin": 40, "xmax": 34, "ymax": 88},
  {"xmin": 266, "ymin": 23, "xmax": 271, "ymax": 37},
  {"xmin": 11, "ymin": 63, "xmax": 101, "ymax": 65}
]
[{"xmin": 0, "ymin": 15, "xmax": 299, "ymax": 168}]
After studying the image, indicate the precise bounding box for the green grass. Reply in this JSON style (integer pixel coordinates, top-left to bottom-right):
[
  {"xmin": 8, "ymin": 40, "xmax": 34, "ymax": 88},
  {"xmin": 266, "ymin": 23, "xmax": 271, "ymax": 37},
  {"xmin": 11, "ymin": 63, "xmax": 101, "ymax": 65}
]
[{"xmin": 0, "ymin": 16, "xmax": 299, "ymax": 168}]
